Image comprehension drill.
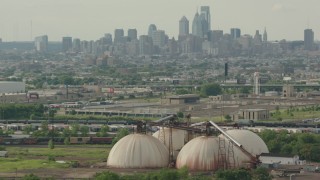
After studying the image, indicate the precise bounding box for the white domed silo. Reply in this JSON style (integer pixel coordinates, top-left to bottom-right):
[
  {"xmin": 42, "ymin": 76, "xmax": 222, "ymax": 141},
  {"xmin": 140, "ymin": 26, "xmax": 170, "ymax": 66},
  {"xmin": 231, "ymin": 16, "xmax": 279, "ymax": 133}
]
[
  {"xmin": 176, "ymin": 136, "xmax": 220, "ymax": 171},
  {"xmin": 153, "ymin": 128, "xmax": 188, "ymax": 159},
  {"xmin": 107, "ymin": 134, "xmax": 169, "ymax": 168},
  {"xmin": 218, "ymin": 129, "xmax": 269, "ymax": 167}
]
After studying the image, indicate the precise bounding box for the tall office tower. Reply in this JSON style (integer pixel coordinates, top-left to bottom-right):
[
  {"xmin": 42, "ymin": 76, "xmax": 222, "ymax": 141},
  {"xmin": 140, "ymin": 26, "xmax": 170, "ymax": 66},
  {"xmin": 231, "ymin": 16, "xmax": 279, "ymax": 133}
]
[
  {"xmin": 62, "ymin": 37, "xmax": 72, "ymax": 52},
  {"xmin": 263, "ymin": 28, "xmax": 268, "ymax": 42},
  {"xmin": 114, "ymin": 29, "xmax": 124, "ymax": 44},
  {"xmin": 128, "ymin": 29, "xmax": 138, "ymax": 41},
  {"xmin": 81, "ymin": 40, "xmax": 90, "ymax": 54},
  {"xmin": 139, "ymin": 35, "xmax": 153, "ymax": 55},
  {"xmin": 34, "ymin": 35, "xmax": 48, "ymax": 52},
  {"xmin": 208, "ymin": 30, "xmax": 223, "ymax": 43},
  {"xmin": 72, "ymin": 38, "xmax": 81, "ymax": 52},
  {"xmin": 253, "ymin": 30, "xmax": 262, "ymax": 44},
  {"xmin": 179, "ymin": 16, "xmax": 189, "ymax": 36},
  {"xmin": 230, "ymin": 28, "xmax": 241, "ymax": 39},
  {"xmin": 304, "ymin": 29, "xmax": 314, "ymax": 51},
  {"xmin": 104, "ymin": 33, "xmax": 113, "ymax": 44},
  {"xmin": 200, "ymin": 6, "xmax": 211, "ymax": 31},
  {"xmin": 148, "ymin": 24, "xmax": 157, "ymax": 37},
  {"xmin": 200, "ymin": 14, "xmax": 209, "ymax": 38},
  {"xmin": 192, "ymin": 12, "xmax": 203, "ymax": 37},
  {"xmin": 152, "ymin": 30, "xmax": 166, "ymax": 47}
]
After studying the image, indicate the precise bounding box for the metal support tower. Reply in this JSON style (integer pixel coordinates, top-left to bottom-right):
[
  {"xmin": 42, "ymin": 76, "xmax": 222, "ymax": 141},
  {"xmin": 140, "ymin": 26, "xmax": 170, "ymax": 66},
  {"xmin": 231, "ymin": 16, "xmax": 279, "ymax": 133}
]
[
  {"xmin": 157, "ymin": 126, "xmax": 166, "ymax": 144},
  {"xmin": 227, "ymin": 140, "xmax": 236, "ymax": 169},
  {"xmin": 168, "ymin": 127, "xmax": 174, "ymax": 164},
  {"xmin": 218, "ymin": 137, "xmax": 227, "ymax": 170}
]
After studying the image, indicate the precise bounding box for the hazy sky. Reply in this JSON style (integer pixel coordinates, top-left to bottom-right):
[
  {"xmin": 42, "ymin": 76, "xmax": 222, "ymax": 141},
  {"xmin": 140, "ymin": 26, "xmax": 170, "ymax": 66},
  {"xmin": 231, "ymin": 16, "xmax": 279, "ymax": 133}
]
[{"xmin": 0, "ymin": 0, "xmax": 319, "ymax": 41}]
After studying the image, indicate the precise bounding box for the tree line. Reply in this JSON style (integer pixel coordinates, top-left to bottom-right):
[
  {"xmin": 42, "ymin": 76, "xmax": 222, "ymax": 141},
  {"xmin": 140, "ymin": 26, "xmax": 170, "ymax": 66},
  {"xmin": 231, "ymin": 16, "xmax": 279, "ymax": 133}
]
[
  {"xmin": 0, "ymin": 104, "xmax": 44, "ymax": 120},
  {"xmin": 259, "ymin": 129, "xmax": 320, "ymax": 162}
]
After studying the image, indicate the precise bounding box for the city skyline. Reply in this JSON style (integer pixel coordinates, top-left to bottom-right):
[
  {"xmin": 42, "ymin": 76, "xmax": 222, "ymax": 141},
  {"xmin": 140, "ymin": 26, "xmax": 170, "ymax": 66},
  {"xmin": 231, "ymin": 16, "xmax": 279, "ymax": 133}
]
[{"xmin": 0, "ymin": 0, "xmax": 319, "ymax": 41}]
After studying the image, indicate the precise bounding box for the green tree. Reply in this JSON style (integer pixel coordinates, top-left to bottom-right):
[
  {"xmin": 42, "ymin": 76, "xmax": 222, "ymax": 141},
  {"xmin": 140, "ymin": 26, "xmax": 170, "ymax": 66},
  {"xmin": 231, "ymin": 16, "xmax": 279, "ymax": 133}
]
[
  {"xmin": 224, "ymin": 115, "xmax": 232, "ymax": 122},
  {"xmin": 80, "ymin": 126, "xmax": 89, "ymax": 137},
  {"xmin": 177, "ymin": 112, "xmax": 184, "ymax": 118},
  {"xmin": 48, "ymin": 139, "xmax": 54, "ymax": 149},
  {"xmin": 23, "ymin": 173, "xmax": 40, "ymax": 180},
  {"xmin": 23, "ymin": 125, "xmax": 33, "ymax": 135},
  {"xmin": 64, "ymin": 137, "xmax": 70, "ymax": 145},
  {"xmin": 112, "ymin": 128, "xmax": 129, "ymax": 145},
  {"xmin": 200, "ymin": 83, "xmax": 222, "ymax": 97},
  {"xmin": 62, "ymin": 128, "xmax": 72, "ymax": 138},
  {"xmin": 215, "ymin": 168, "xmax": 251, "ymax": 180},
  {"xmin": 96, "ymin": 125, "xmax": 109, "ymax": 137},
  {"xmin": 176, "ymin": 89, "xmax": 190, "ymax": 95},
  {"xmin": 252, "ymin": 167, "xmax": 272, "ymax": 180},
  {"xmin": 94, "ymin": 171, "xmax": 120, "ymax": 180},
  {"xmin": 71, "ymin": 123, "xmax": 80, "ymax": 137}
]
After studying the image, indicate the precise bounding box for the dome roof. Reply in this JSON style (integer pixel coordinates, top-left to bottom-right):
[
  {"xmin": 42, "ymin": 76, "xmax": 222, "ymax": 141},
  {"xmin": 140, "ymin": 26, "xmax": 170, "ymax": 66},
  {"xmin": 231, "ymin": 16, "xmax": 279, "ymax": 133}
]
[
  {"xmin": 107, "ymin": 134, "xmax": 169, "ymax": 168},
  {"xmin": 176, "ymin": 136, "xmax": 220, "ymax": 171},
  {"xmin": 219, "ymin": 129, "xmax": 269, "ymax": 166},
  {"xmin": 153, "ymin": 128, "xmax": 187, "ymax": 159}
]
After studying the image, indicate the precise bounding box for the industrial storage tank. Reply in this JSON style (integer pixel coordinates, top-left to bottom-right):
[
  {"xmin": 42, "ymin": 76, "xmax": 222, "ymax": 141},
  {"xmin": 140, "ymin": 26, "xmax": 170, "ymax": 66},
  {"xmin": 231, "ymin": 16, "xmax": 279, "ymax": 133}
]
[
  {"xmin": 107, "ymin": 134, "xmax": 169, "ymax": 168},
  {"xmin": 176, "ymin": 136, "xmax": 220, "ymax": 171},
  {"xmin": 153, "ymin": 128, "xmax": 187, "ymax": 159},
  {"xmin": 219, "ymin": 129, "xmax": 269, "ymax": 167}
]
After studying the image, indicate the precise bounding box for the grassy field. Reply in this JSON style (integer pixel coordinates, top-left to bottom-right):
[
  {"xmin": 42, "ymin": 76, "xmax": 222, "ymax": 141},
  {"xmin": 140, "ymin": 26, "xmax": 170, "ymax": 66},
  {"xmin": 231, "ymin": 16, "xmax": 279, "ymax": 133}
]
[
  {"xmin": 0, "ymin": 145, "xmax": 112, "ymax": 173},
  {"xmin": 270, "ymin": 109, "xmax": 320, "ymax": 122},
  {"xmin": 0, "ymin": 158, "xmax": 69, "ymax": 172}
]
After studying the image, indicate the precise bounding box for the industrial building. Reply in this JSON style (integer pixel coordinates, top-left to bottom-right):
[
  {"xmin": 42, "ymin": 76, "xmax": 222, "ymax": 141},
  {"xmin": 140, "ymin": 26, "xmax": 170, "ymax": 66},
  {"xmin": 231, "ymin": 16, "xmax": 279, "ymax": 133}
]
[
  {"xmin": 163, "ymin": 94, "xmax": 200, "ymax": 105},
  {"xmin": 0, "ymin": 81, "xmax": 25, "ymax": 93},
  {"xmin": 260, "ymin": 153, "xmax": 306, "ymax": 166},
  {"xmin": 107, "ymin": 117, "xmax": 269, "ymax": 171},
  {"xmin": 232, "ymin": 109, "xmax": 270, "ymax": 121}
]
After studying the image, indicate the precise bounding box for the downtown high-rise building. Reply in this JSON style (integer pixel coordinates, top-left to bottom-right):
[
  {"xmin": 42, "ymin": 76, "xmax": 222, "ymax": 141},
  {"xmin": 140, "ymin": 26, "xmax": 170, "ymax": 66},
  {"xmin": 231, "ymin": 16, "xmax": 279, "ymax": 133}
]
[
  {"xmin": 72, "ymin": 38, "xmax": 81, "ymax": 52},
  {"xmin": 179, "ymin": 16, "xmax": 189, "ymax": 36},
  {"xmin": 192, "ymin": 6, "xmax": 211, "ymax": 38},
  {"xmin": 230, "ymin": 28, "xmax": 241, "ymax": 39},
  {"xmin": 34, "ymin": 35, "xmax": 48, "ymax": 52},
  {"xmin": 62, "ymin": 37, "xmax": 72, "ymax": 52},
  {"xmin": 192, "ymin": 12, "xmax": 203, "ymax": 37},
  {"xmin": 304, "ymin": 29, "xmax": 314, "ymax": 51},
  {"xmin": 114, "ymin": 29, "xmax": 124, "ymax": 44},
  {"xmin": 104, "ymin": 33, "xmax": 113, "ymax": 44},
  {"xmin": 148, "ymin": 24, "xmax": 157, "ymax": 37},
  {"xmin": 139, "ymin": 35, "xmax": 153, "ymax": 55},
  {"xmin": 208, "ymin": 30, "xmax": 223, "ymax": 43},
  {"xmin": 263, "ymin": 28, "xmax": 268, "ymax": 42},
  {"xmin": 128, "ymin": 29, "xmax": 138, "ymax": 41},
  {"xmin": 152, "ymin": 30, "xmax": 166, "ymax": 48},
  {"xmin": 200, "ymin": 6, "xmax": 211, "ymax": 31}
]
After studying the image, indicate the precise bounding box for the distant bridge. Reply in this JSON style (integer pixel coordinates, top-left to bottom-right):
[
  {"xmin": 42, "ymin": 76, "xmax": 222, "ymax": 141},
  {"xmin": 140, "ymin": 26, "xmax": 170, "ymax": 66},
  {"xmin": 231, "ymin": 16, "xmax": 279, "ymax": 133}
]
[{"xmin": 105, "ymin": 84, "xmax": 320, "ymax": 90}]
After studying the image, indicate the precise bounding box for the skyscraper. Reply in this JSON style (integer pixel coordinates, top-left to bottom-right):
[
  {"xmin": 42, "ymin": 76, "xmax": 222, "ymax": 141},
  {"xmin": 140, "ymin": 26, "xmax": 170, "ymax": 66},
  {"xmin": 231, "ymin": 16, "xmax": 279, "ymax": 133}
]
[
  {"xmin": 192, "ymin": 12, "xmax": 203, "ymax": 37},
  {"xmin": 114, "ymin": 29, "xmax": 124, "ymax": 44},
  {"xmin": 253, "ymin": 30, "xmax": 262, "ymax": 44},
  {"xmin": 230, "ymin": 28, "xmax": 241, "ymax": 39},
  {"xmin": 104, "ymin": 33, "xmax": 113, "ymax": 44},
  {"xmin": 34, "ymin": 35, "xmax": 48, "ymax": 52},
  {"xmin": 148, "ymin": 24, "xmax": 157, "ymax": 37},
  {"xmin": 139, "ymin": 35, "xmax": 153, "ymax": 55},
  {"xmin": 208, "ymin": 30, "xmax": 223, "ymax": 43},
  {"xmin": 72, "ymin": 38, "xmax": 81, "ymax": 52},
  {"xmin": 179, "ymin": 16, "xmax": 189, "ymax": 36},
  {"xmin": 304, "ymin": 29, "xmax": 314, "ymax": 51},
  {"xmin": 152, "ymin": 30, "xmax": 166, "ymax": 47},
  {"xmin": 200, "ymin": 6, "xmax": 211, "ymax": 31},
  {"xmin": 263, "ymin": 28, "xmax": 268, "ymax": 42},
  {"xmin": 128, "ymin": 29, "xmax": 138, "ymax": 41},
  {"xmin": 62, "ymin": 37, "xmax": 72, "ymax": 52}
]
